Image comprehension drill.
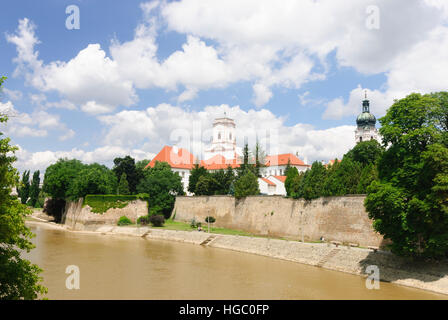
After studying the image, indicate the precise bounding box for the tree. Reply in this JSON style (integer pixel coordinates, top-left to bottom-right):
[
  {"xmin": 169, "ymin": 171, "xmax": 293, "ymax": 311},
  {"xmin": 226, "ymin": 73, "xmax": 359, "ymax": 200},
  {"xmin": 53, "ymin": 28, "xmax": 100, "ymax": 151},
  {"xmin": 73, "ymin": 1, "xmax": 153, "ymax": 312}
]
[
  {"xmin": 195, "ymin": 175, "xmax": 218, "ymax": 196},
  {"xmin": 211, "ymin": 166, "xmax": 235, "ymax": 195},
  {"xmin": 137, "ymin": 161, "xmax": 184, "ymax": 219},
  {"xmin": 322, "ymin": 157, "xmax": 362, "ymax": 196},
  {"xmin": 253, "ymin": 140, "xmax": 266, "ymax": 177},
  {"xmin": 112, "ymin": 156, "xmax": 139, "ymax": 194},
  {"xmin": 365, "ymin": 92, "xmax": 448, "ymax": 259},
  {"xmin": 118, "ymin": 172, "xmax": 130, "ymax": 195},
  {"xmin": 66, "ymin": 163, "xmax": 117, "ymax": 200},
  {"xmin": 356, "ymin": 164, "xmax": 378, "ymax": 194},
  {"xmin": 188, "ymin": 164, "xmax": 208, "ymax": 194},
  {"xmin": 300, "ymin": 161, "xmax": 328, "ymax": 200},
  {"xmin": 17, "ymin": 170, "xmax": 30, "ymax": 205},
  {"xmin": 284, "ymin": 166, "xmax": 299, "ymax": 197},
  {"xmin": 43, "ymin": 158, "xmax": 85, "ymax": 200},
  {"xmin": 237, "ymin": 143, "xmax": 255, "ymax": 177},
  {"xmin": 28, "ymin": 171, "xmax": 40, "ymax": 207},
  {"xmin": 0, "ymin": 76, "xmax": 47, "ymax": 299},
  {"xmin": 345, "ymin": 140, "xmax": 384, "ymax": 167},
  {"xmin": 234, "ymin": 170, "xmax": 260, "ymax": 199}
]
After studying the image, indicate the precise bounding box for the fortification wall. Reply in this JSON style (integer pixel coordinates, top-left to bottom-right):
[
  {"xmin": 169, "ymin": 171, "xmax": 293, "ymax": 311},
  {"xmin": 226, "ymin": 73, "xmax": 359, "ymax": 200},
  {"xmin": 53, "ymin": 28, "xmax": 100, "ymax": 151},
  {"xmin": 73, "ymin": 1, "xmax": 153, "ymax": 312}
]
[
  {"xmin": 63, "ymin": 198, "xmax": 147, "ymax": 231},
  {"xmin": 173, "ymin": 195, "xmax": 384, "ymax": 247}
]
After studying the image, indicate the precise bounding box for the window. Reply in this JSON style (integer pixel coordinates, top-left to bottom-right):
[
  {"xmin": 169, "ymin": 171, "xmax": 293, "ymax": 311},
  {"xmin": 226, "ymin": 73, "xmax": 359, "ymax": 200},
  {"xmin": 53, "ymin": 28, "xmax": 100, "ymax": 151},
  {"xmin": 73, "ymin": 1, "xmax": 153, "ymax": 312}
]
[
  {"xmin": 229, "ymin": 133, "xmax": 232, "ymax": 140},
  {"xmin": 218, "ymin": 133, "xmax": 221, "ymax": 140}
]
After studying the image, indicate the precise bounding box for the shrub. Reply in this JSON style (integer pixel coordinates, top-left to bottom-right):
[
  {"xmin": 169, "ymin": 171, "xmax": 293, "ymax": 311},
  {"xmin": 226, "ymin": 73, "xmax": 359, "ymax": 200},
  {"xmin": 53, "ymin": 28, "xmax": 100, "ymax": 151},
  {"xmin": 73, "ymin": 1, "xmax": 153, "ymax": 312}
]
[
  {"xmin": 149, "ymin": 215, "xmax": 165, "ymax": 227},
  {"xmin": 137, "ymin": 215, "xmax": 150, "ymax": 225},
  {"xmin": 117, "ymin": 216, "xmax": 133, "ymax": 226},
  {"xmin": 190, "ymin": 218, "xmax": 197, "ymax": 228},
  {"xmin": 205, "ymin": 216, "xmax": 216, "ymax": 223},
  {"xmin": 149, "ymin": 205, "xmax": 162, "ymax": 216}
]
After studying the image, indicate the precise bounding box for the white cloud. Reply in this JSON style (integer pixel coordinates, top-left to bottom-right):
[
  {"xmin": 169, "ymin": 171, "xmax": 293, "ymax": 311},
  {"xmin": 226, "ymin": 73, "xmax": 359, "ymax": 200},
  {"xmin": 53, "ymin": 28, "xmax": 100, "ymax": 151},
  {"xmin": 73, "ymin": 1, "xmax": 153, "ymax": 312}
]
[
  {"xmin": 99, "ymin": 103, "xmax": 356, "ymax": 164},
  {"xmin": 324, "ymin": 25, "xmax": 448, "ymax": 120},
  {"xmin": 0, "ymin": 100, "xmax": 75, "ymax": 140},
  {"xmin": 7, "ymin": 21, "xmax": 137, "ymax": 113},
  {"xmin": 252, "ymin": 83, "xmax": 272, "ymax": 107},
  {"xmin": 8, "ymin": 1, "xmax": 443, "ymax": 109},
  {"xmin": 2, "ymin": 88, "xmax": 22, "ymax": 101}
]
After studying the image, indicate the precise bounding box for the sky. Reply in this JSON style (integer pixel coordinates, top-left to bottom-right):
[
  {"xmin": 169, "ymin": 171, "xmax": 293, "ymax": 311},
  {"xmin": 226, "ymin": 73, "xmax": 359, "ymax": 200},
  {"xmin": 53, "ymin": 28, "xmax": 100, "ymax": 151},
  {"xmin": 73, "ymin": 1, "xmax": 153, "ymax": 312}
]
[{"xmin": 1, "ymin": 0, "xmax": 448, "ymax": 173}]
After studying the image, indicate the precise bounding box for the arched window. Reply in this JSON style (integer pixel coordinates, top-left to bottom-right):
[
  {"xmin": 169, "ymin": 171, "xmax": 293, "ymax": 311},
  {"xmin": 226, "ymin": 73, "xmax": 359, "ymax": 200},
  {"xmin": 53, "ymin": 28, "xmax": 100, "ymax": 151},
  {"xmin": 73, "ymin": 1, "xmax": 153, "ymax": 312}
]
[
  {"xmin": 229, "ymin": 133, "xmax": 232, "ymax": 140},
  {"xmin": 218, "ymin": 133, "xmax": 221, "ymax": 140}
]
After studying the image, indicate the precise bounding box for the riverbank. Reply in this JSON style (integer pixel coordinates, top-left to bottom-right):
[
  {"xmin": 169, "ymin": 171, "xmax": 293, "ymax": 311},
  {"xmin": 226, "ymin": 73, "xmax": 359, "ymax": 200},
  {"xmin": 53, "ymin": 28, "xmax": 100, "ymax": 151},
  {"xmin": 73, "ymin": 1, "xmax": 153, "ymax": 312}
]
[{"xmin": 25, "ymin": 217, "xmax": 448, "ymax": 296}]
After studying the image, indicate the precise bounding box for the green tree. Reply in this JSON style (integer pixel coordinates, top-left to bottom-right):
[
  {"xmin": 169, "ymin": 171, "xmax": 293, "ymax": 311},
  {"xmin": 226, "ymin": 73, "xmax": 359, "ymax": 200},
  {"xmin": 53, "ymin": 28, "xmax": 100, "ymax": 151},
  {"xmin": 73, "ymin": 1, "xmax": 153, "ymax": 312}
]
[
  {"xmin": 323, "ymin": 157, "xmax": 362, "ymax": 196},
  {"xmin": 66, "ymin": 163, "xmax": 117, "ymax": 200},
  {"xmin": 195, "ymin": 175, "xmax": 218, "ymax": 196},
  {"xmin": 284, "ymin": 166, "xmax": 299, "ymax": 197},
  {"xmin": 345, "ymin": 140, "xmax": 384, "ymax": 167},
  {"xmin": 237, "ymin": 142, "xmax": 255, "ymax": 177},
  {"xmin": 234, "ymin": 170, "xmax": 260, "ymax": 199},
  {"xmin": 300, "ymin": 161, "xmax": 328, "ymax": 200},
  {"xmin": 28, "ymin": 170, "xmax": 40, "ymax": 207},
  {"xmin": 253, "ymin": 140, "xmax": 266, "ymax": 177},
  {"xmin": 43, "ymin": 158, "xmax": 85, "ymax": 200},
  {"xmin": 210, "ymin": 166, "xmax": 235, "ymax": 195},
  {"xmin": 356, "ymin": 164, "xmax": 378, "ymax": 194},
  {"xmin": 137, "ymin": 161, "xmax": 184, "ymax": 219},
  {"xmin": 118, "ymin": 172, "xmax": 130, "ymax": 195},
  {"xmin": 0, "ymin": 76, "xmax": 47, "ymax": 299},
  {"xmin": 17, "ymin": 170, "xmax": 30, "ymax": 205},
  {"xmin": 112, "ymin": 156, "xmax": 139, "ymax": 194},
  {"xmin": 365, "ymin": 92, "xmax": 448, "ymax": 259},
  {"xmin": 188, "ymin": 164, "xmax": 208, "ymax": 194}
]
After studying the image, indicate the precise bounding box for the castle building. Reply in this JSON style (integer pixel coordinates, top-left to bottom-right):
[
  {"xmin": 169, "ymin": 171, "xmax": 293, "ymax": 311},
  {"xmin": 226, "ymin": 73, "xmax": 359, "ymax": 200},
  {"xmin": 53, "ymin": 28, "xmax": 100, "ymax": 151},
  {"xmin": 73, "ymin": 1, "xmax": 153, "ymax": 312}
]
[
  {"xmin": 145, "ymin": 114, "xmax": 310, "ymax": 195},
  {"xmin": 355, "ymin": 94, "xmax": 379, "ymax": 143}
]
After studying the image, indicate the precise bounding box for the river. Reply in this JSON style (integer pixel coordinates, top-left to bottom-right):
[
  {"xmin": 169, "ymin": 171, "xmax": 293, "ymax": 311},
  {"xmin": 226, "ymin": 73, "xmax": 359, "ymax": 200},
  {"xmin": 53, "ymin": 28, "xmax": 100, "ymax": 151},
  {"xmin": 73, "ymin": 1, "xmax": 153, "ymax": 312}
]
[{"xmin": 24, "ymin": 224, "xmax": 447, "ymax": 300}]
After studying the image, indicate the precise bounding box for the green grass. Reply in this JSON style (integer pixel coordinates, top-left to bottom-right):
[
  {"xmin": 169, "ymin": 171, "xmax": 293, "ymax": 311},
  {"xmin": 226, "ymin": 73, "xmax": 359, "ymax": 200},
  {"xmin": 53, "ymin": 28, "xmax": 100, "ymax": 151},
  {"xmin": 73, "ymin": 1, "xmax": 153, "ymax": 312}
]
[
  {"xmin": 83, "ymin": 194, "xmax": 149, "ymax": 214},
  {"xmin": 152, "ymin": 219, "xmax": 260, "ymax": 237}
]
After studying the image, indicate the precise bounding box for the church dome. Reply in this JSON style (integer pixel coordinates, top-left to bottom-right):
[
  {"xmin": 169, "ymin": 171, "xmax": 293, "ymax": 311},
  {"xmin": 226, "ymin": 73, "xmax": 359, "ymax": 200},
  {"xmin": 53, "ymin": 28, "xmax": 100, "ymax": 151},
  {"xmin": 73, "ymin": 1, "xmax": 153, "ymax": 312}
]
[
  {"xmin": 356, "ymin": 98, "xmax": 376, "ymax": 127},
  {"xmin": 356, "ymin": 112, "xmax": 376, "ymax": 127}
]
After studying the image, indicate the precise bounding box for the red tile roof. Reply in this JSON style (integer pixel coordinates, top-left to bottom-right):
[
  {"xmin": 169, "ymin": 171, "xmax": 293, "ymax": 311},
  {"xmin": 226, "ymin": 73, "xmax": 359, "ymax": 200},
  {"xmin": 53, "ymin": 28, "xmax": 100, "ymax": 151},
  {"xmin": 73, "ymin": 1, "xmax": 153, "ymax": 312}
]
[
  {"xmin": 265, "ymin": 153, "xmax": 309, "ymax": 167},
  {"xmin": 272, "ymin": 175, "xmax": 286, "ymax": 183},
  {"xmin": 260, "ymin": 178, "xmax": 276, "ymax": 186},
  {"xmin": 145, "ymin": 146, "xmax": 196, "ymax": 169},
  {"xmin": 201, "ymin": 154, "xmax": 241, "ymax": 170},
  {"xmin": 144, "ymin": 147, "xmax": 310, "ymax": 171}
]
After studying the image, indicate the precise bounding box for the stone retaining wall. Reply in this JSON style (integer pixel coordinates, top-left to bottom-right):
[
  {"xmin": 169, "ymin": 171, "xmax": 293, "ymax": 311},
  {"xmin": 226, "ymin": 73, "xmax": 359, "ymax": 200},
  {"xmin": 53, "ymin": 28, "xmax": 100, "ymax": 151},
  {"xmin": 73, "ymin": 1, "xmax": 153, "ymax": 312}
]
[
  {"xmin": 173, "ymin": 195, "xmax": 385, "ymax": 247},
  {"xmin": 63, "ymin": 198, "xmax": 148, "ymax": 230}
]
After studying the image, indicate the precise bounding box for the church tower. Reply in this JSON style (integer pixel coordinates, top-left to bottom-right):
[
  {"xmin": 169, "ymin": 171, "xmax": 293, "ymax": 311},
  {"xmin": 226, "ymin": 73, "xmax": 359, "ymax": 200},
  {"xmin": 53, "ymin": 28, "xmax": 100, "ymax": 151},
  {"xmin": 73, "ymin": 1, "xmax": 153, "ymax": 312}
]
[
  {"xmin": 204, "ymin": 113, "xmax": 237, "ymax": 160},
  {"xmin": 355, "ymin": 93, "xmax": 379, "ymax": 143}
]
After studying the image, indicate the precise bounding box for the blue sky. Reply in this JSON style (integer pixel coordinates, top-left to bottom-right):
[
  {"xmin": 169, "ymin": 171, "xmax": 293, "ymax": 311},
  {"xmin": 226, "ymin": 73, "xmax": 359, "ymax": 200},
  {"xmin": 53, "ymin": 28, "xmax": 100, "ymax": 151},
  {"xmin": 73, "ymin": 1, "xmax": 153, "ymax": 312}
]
[{"xmin": 0, "ymin": 0, "xmax": 447, "ymax": 172}]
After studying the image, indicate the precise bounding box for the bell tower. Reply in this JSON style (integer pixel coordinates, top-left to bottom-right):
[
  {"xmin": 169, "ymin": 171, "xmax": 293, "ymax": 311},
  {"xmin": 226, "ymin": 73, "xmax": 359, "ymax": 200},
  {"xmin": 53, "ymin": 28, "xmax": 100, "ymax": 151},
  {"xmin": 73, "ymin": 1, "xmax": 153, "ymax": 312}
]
[
  {"xmin": 355, "ymin": 92, "xmax": 379, "ymax": 143},
  {"xmin": 204, "ymin": 113, "xmax": 236, "ymax": 160}
]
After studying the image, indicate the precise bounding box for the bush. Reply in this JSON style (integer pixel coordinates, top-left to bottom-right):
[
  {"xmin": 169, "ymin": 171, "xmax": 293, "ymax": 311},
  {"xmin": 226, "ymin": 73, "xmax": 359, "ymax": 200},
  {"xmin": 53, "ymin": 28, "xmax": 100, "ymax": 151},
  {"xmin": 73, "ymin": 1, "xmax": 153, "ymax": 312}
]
[
  {"xmin": 137, "ymin": 215, "xmax": 150, "ymax": 225},
  {"xmin": 117, "ymin": 216, "xmax": 133, "ymax": 226},
  {"xmin": 149, "ymin": 215, "xmax": 165, "ymax": 227},
  {"xmin": 205, "ymin": 216, "xmax": 216, "ymax": 223},
  {"xmin": 190, "ymin": 218, "xmax": 197, "ymax": 228},
  {"xmin": 149, "ymin": 205, "xmax": 162, "ymax": 216}
]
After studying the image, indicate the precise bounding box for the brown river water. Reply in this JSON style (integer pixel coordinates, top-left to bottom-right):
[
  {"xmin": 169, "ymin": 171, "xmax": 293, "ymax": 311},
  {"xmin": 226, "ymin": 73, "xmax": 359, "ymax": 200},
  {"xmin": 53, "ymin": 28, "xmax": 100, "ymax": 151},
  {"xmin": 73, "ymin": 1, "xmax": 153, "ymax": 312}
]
[{"xmin": 24, "ymin": 224, "xmax": 447, "ymax": 300}]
